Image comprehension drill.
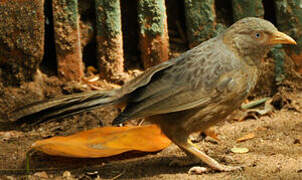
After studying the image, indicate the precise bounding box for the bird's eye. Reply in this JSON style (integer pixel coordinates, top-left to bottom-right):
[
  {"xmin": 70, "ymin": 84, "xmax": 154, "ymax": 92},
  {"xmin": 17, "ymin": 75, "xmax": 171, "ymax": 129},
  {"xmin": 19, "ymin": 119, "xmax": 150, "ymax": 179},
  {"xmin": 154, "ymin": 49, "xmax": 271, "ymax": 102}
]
[{"xmin": 253, "ymin": 32, "xmax": 264, "ymax": 41}]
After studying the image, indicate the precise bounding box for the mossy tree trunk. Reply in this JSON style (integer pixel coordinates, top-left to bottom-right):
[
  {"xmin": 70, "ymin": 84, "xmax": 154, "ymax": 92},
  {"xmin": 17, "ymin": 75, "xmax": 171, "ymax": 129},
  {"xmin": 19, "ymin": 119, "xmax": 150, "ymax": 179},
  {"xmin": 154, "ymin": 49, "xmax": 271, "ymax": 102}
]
[
  {"xmin": 232, "ymin": 0, "xmax": 264, "ymax": 21},
  {"xmin": 53, "ymin": 0, "xmax": 84, "ymax": 82},
  {"xmin": 138, "ymin": 0, "xmax": 169, "ymax": 69},
  {"xmin": 275, "ymin": 0, "xmax": 302, "ymax": 74},
  {"xmin": 0, "ymin": 0, "xmax": 44, "ymax": 85},
  {"xmin": 95, "ymin": 0, "xmax": 127, "ymax": 84},
  {"xmin": 184, "ymin": 0, "xmax": 217, "ymax": 48}
]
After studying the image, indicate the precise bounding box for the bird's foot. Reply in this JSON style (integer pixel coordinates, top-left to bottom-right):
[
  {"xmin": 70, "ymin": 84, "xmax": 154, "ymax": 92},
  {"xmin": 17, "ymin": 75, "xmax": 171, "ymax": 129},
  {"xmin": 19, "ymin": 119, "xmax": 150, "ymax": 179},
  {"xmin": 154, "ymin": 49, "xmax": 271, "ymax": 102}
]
[{"xmin": 188, "ymin": 165, "xmax": 242, "ymax": 174}]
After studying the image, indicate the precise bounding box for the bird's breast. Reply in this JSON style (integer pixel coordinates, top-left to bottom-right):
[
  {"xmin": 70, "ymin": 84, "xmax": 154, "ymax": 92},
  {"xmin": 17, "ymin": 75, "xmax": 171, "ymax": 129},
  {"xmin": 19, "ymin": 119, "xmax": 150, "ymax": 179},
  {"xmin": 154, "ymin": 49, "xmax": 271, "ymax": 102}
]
[{"xmin": 181, "ymin": 66, "xmax": 259, "ymax": 133}]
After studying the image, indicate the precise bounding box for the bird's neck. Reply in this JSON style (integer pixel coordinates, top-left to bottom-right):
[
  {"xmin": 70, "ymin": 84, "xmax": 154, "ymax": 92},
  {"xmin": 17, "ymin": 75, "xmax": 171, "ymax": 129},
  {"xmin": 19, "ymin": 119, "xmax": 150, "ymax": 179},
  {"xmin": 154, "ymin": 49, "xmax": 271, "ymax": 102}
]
[
  {"xmin": 222, "ymin": 32, "xmax": 271, "ymax": 68},
  {"xmin": 237, "ymin": 46, "xmax": 270, "ymax": 67}
]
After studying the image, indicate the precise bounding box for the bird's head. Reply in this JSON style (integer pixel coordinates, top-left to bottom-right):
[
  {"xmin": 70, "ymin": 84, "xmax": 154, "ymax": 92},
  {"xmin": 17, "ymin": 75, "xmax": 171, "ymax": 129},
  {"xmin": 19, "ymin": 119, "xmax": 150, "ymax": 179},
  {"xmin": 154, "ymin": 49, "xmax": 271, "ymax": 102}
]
[{"xmin": 223, "ymin": 17, "xmax": 296, "ymax": 65}]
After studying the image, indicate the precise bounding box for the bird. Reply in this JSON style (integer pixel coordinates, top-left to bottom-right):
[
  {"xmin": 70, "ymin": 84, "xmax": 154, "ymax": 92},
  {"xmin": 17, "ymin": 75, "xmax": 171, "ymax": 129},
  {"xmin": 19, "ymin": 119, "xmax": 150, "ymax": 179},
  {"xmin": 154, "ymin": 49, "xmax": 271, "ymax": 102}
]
[{"xmin": 10, "ymin": 17, "xmax": 296, "ymax": 174}]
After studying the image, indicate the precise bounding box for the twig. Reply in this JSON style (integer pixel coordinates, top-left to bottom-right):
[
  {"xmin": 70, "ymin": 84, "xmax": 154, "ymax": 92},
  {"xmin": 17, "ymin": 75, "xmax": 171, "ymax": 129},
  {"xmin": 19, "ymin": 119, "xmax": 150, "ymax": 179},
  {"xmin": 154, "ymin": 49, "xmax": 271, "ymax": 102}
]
[
  {"xmin": 26, "ymin": 149, "xmax": 36, "ymax": 174},
  {"xmin": 110, "ymin": 169, "xmax": 125, "ymax": 180}
]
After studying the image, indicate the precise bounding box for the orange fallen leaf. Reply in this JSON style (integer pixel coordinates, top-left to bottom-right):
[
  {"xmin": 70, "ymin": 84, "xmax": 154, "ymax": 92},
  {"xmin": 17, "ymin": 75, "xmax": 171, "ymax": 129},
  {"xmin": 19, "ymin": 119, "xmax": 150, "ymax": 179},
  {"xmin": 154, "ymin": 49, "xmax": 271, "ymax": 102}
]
[
  {"xmin": 31, "ymin": 125, "xmax": 171, "ymax": 158},
  {"xmin": 236, "ymin": 133, "xmax": 255, "ymax": 142}
]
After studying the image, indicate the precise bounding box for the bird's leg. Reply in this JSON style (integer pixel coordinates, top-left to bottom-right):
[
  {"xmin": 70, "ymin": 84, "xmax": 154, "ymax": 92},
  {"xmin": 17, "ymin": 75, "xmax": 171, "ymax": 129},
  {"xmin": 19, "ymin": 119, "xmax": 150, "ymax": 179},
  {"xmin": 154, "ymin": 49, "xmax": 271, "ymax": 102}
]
[
  {"xmin": 184, "ymin": 139, "xmax": 242, "ymax": 174},
  {"xmin": 169, "ymin": 150, "xmax": 201, "ymax": 167},
  {"xmin": 163, "ymin": 128, "xmax": 241, "ymax": 174}
]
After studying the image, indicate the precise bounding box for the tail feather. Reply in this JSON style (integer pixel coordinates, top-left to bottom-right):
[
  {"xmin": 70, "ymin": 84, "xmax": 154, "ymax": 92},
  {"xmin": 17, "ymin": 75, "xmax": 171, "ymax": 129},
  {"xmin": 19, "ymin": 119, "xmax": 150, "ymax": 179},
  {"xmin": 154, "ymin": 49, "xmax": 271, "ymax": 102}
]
[{"xmin": 9, "ymin": 90, "xmax": 123, "ymax": 123}]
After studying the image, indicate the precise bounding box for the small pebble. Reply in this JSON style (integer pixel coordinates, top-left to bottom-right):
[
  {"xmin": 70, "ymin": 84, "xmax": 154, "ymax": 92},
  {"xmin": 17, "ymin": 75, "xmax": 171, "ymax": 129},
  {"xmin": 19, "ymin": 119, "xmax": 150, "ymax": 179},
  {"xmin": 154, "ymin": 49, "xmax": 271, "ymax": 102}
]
[
  {"xmin": 34, "ymin": 171, "xmax": 48, "ymax": 179},
  {"xmin": 63, "ymin": 171, "xmax": 71, "ymax": 178},
  {"xmin": 188, "ymin": 166, "xmax": 209, "ymax": 174},
  {"xmin": 294, "ymin": 138, "xmax": 301, "ymax": 144},
  {"xmin": 4, "ymin": 176, "xmax": 16, "ymax": 180},
  {"xmin": 231, "ymin": 147, "xmax": 249, "ymax": 154}
]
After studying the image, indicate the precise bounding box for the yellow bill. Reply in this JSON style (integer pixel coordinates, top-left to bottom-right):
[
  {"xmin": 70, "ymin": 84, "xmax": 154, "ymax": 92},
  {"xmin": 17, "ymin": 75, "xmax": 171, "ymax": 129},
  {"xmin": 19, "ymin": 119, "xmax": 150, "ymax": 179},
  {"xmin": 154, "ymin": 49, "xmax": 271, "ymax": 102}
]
[{"xmin": 269, "ymin": 31, "xmax": 296, "ymax": 45}]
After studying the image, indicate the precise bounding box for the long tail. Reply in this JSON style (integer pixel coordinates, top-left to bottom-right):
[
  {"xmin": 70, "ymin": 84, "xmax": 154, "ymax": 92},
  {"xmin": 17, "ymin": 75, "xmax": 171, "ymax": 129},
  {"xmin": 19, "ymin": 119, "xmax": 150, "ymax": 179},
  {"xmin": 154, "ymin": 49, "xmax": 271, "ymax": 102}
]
[{"xmin": 9, "ymin": 89, "xmax": 125, "ymax": 123}]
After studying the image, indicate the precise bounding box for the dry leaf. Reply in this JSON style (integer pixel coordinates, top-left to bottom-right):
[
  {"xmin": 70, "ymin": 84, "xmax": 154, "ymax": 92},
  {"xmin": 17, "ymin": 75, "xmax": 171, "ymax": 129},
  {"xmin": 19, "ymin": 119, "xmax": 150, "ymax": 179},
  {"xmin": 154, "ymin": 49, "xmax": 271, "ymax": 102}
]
[
  {"xmin": 31, "ymin": 125, "xmax": 171, "ymax": 158},
  {"xmin": 231, "ymin": 147, "xmax": 249, "ymax": 154},
  {"xmin": 238, "ymin": 98, "xmax": 274, "ymax": 121},
  {"xmin": 204, "ymin": 127, "xmax": 220, "ymax": 141},
  {"xmin": 236, "ymin": 133, "xmax": 255, "ymax": 142}
]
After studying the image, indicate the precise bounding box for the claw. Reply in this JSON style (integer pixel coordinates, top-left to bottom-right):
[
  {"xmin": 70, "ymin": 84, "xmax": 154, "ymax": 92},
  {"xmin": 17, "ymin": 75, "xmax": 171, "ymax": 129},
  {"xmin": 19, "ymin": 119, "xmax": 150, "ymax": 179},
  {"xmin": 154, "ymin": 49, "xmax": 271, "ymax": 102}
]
[{"xmin": 188, "ymin": 165, "xmax": 242, "ymax": 175}]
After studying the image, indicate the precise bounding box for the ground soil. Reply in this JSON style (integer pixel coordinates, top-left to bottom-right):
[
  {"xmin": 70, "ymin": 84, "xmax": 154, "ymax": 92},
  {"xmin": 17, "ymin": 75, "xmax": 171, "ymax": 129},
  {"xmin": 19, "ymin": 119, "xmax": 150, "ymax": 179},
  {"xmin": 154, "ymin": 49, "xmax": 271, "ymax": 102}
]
[
  {"xmin": 0, "ymin": 97, "xmax": 302, "ymax": 180},
  {"xmin": 1, "ymin": 41, "xmax": 302, "ymax": 180}
]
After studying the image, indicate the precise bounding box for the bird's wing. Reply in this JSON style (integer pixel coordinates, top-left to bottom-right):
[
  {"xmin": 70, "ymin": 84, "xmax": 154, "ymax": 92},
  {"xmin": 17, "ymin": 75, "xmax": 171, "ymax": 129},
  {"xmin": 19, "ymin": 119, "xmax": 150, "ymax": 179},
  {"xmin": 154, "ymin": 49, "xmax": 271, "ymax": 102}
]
[
  {"xmin": 120, "ymin": 57, "xmax": 180, "ymax": 95},
  {"xmin": 119, "ymin": 37, "xmax": 243, "ymax": 119}
]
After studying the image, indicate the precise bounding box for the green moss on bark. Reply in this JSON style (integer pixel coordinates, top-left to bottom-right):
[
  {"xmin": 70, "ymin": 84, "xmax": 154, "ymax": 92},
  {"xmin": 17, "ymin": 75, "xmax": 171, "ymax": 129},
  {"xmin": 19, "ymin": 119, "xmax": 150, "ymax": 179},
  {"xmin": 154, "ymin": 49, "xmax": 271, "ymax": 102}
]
[
  {"xmin": 232, "ymin": 0, "xmax": 264, "ymax": 21},
  {"xmin": 95, "ymin": 0, "xmax": 126, "ymax": 83},
  {"xmin": 271, "ymin": 45, "xmax": 286, "ymax": 82},
  {"xmin": 57, "ymin": 0, "xmax": 78, "ymax": 28},
  {"xmin": 53, "ymin": 0, "xmax": 80, "ymax": 53},
  {"xmin": 138, "ymin": 0, "xmax": 166, "ymax": 36},
  {"xmin": 184, "ymin": 0, "xmax": 217, "ymax": 47},
  {"xmin": 53, "ymin": 0, "xmax": 84, "ymax": 81},
  {"xmin": 95, "ymin": 0, "xmax": 122, "ymax": 38},
  {"xmin": 275, "ymin": 0, "xmax": 302, "ymax": 54}
]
